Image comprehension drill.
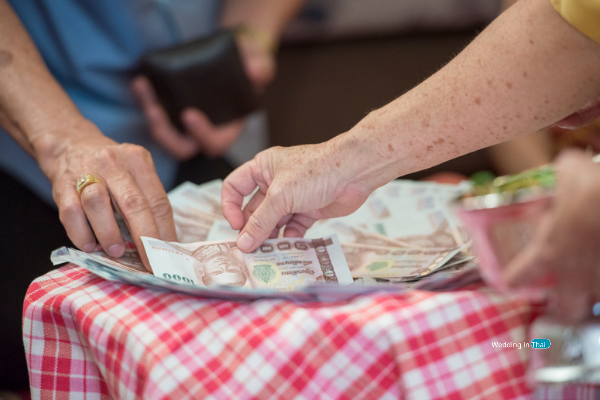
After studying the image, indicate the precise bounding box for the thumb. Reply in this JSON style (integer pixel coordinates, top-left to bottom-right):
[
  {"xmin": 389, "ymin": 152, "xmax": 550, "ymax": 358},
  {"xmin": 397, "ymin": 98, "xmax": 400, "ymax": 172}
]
[{"xmin": 236, "ymin": 190, "xmax": 288, "ymax": 252}]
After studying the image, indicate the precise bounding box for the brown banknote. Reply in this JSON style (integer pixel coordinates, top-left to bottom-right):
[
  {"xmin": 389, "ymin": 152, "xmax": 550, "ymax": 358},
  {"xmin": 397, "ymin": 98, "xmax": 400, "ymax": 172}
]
[
  {"xmin": 142, "ymin": 235, "xmax": 353, "ymax": 290},
  {"xmin": 342, "ymin": 242, "xmax": 461, "ymax": 280}
]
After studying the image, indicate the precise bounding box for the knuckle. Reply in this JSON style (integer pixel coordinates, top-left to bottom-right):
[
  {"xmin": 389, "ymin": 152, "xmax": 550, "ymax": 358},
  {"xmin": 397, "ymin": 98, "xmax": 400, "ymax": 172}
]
[
  {"xmin": 119, "ymin": 190, "xmax": 150, "ymax": 216},
  {"xmin": 149, "ymin": 195, "xmax": 173, "ymax": 220},
  {"xmin": 269, "ymin": 186, "xmax": 292, "ymax": 213},
  {"xmin": 96, "ymin": 147, "xmax": 119, "ymax": 164},
  {"xmin": 59, "ymin": 201, "xmax": 81, "ymax": 225},
  {"xmin": 81, "ymin": 185, "xmax": 107, "ymax": 212},
  {"xmin": 248, "ymin": 213, "xmax": 271, "ymax": 234},
  {"xmin": 126, "ymin": 143, "xmax": 149, "ymax": 157},
  {"xmin": 122, "ymin": 144, "xmax": 154, "ymax": 167},
  {"xmin": 255, "ymin": 147, "xmax": 277, "ymax": 163}
]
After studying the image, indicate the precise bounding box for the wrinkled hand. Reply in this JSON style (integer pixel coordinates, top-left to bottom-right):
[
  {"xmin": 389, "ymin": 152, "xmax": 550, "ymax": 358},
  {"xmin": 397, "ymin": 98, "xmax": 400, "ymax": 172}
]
[
  {"xmin": 221, "ymin": 142, "xmax": 374, "ymax": 252},
  {"xmin": 504, "ymin": 150, "xmax": 600, "ymax": 322},
  {"xmin": 131, "ymin": 33, "xmax": 276, "ymax": 160},
  {"xmin": 39, "ymin": 121, "xmax": 177, "ymax": 270}
]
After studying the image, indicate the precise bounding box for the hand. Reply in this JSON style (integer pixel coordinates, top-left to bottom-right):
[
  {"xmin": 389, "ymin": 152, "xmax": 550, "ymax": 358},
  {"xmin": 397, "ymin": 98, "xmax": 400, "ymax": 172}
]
[
  {"xmin": 37, "ymin": 120, "xmax": 177, "ymax": 270},
  {"xmin": 554, "ymin": 96, "xmax": 600, "ymax": 130},
  {"xmin": 234, "ymin": 29, "xmax": 276, "ymax": 91},
  {"xmin": 131, "ymin": 76, "xmax": 245, "ymax": 160},
  {"xmin": 504, "ymin": 150, "xmax": 600, "ymax": 322},
  {"xmin": 221, "ymin": 142, "xmax": 374, "ymax": 252},
  {"xmin": 131, "ymin": 31, "xmax": 276, "ymax": 160}
]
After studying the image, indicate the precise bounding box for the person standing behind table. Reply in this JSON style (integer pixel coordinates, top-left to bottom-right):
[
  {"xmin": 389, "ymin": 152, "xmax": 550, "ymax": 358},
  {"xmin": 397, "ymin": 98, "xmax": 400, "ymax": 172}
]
[
  {"xmin": 221, "ymin": 0, "xmax": 600, "ymax": 322},
  {"xmin": 0, "ymin": 0, "xmax": 304, "ymax": 392}
]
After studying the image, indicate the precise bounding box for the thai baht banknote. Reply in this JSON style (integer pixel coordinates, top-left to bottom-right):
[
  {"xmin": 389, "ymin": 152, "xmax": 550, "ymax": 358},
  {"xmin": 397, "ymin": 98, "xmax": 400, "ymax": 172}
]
[{"xmin": 142, "ymin": 235, "xmax": 353, "ymax": 290}]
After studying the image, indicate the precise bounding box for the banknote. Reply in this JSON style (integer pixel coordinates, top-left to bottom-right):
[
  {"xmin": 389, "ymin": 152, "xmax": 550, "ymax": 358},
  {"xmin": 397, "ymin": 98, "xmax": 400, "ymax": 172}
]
[
  {"xmin": 371, "ymin": 213, "xmax": 463, "ymax": 249},
  {"xmin": 377, "ymin": 179, "xmax": 470, "ymax": 199},
  {"xmin": 307, "ymin": 219, "xmax": 410, "ymax": 247},
  {"xmin": 207, "ymin": 219, "xmax": 240, "ymax": 241},
  {"xmin": 51, "ymin": 245, "xmax": 480, "ymax": 301},
  {"xmin": 51, "ymin": 246, "xmax": 150, "ymax": 275},
  {"xmin": 51, "ymin": 245, "xmax": 404, "ymax": 302},
  {"xmin": 341, "ymin": 242, "xmax": 462, "ymax": 280},
  {"xmin": 53, "ymin": 179, "xmax": 474, "ymax": 301},
  {"xmin": 168, "ymin": 179, "xmax": 469, "ymax": 249},
  {"xmin": 373, "ymin": 254, "xmax": 476, "ymax": 283},
  {"xmin": 142, "ymin": 235, "xmax": 353, "ymax": 290},
  {"xmin": 168, "ymin": 181, "xmax": 224, "ymax": 218},
  {"xmin": 370, "ymin": 180, "xmax": 469, "ymax": 247},
  {"xmin": 169, "ymin": 181, "xmax": 228, "ymax": 242},
  {"xmin": 305, "ymin": 180, "xmax": 469, "ymax": 250},
  {"xmin": 171, "ymin": 205, "xmax": 219, "ymax": 243}
]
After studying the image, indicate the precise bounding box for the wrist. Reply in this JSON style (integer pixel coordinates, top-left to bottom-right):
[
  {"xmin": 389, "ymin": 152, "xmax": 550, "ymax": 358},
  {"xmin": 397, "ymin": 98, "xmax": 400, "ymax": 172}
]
[
  {"xmin": 234, "ymin": 24, "xmax": 277, "ymax": 55},
  {"xmin": 327, "ymin": 114, "xmax": 402, "ymax": 193},
  {"xmin": 32, "ymin": 117, "xmax": 103, "ymax": 174}
]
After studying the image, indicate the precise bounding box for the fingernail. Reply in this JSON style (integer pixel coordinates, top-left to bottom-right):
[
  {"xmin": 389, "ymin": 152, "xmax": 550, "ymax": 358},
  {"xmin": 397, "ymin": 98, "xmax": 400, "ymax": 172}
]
[
  {"xmin": 237, "ymin": 232, "xmax": 254, "ymax": 250},
  {"xmin": 83, "ymin": 243, "xmax": 96, "ymax": 253},
  {"xmin": 108, "ymin": 244, "xmax": 125, "ymax": 257}
]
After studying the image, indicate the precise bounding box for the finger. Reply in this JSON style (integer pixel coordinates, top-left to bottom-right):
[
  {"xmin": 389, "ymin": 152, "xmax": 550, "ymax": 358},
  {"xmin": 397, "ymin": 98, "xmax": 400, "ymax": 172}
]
[
  {"xmin": 182, "ymin": 109, "xmax": 244, "ymax": 157},
  {"xmin": 268, "ymin": 227, "xmax": 280, "ymax": 239},
  {"xmin": 242, "ymin": 189, "xmax": 266, "ymax": 227},
  {"xmin": 282, "ymin": 213, "xmax": 317, "ymax": 238},
  {"xmin": 79, "ymin": 180, "xmax": 126, "ymax": 258},
  {"xmin": 132, "ymin": 77, "xmax": 199, "ymax": 160},
  {"xmin": 554, "ymin": 148, "xmax": 590, "ymax": 172},
  {"xmin": 222, "ymin": 161, "xmax": 261, "ymax": 230},
  {"xmin": 131, "ymin": 76, "xmax": 160, "ymax": 106},
  {"xmin": 126, "ymin": 146, "xmax": 177, "ymax": 242},
  {"xmin": 237, "ymin": 189, "xmax": 289, "ymax": 252},
  {"xmin": 147, "ymin": 104, "xmax": 200, "ymax": 160},
  {"xmin": 55, "ymin": 181, "xmax": 97, "ymax": 252},
  {"xmin": 555, "ymin": 97, "xmax": 600, "ymax": 130},
  {"xmin": 108, "ymin": 175, "xmax": 161, "ymax": 271},
  {"xmin": 276, "ymin": 214, "xmax": 293, "ymax": 229}
]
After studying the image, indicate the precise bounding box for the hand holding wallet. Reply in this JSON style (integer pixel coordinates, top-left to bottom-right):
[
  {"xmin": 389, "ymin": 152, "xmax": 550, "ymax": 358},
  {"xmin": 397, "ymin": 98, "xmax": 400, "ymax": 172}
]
[{"xmin": 140, "ymin": 29, "xmax": 260, "ymax": 132}]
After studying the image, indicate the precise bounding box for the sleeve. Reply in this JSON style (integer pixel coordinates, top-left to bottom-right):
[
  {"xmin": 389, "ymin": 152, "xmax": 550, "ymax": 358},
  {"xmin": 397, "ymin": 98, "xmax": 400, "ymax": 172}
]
[{"xmin": 551, "ymin": 0, "xmax": 600, "ymax": 44}]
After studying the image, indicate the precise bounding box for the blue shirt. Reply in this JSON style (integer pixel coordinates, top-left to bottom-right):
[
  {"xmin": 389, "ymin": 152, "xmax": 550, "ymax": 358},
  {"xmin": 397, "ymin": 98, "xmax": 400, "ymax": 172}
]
[{"xmin": 0, "ymin": 0, "xmax": 221, "ymax": 205}]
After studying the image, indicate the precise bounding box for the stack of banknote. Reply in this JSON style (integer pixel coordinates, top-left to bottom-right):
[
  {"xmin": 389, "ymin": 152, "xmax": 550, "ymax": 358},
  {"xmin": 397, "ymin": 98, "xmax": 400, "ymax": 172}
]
[
  {"xmin": 167, "ymin": 179, "xmax": 474, "ymax": 281},
  {"xmin": 52, "ymin": 179, "xmax": 478, "ymax": 300}
]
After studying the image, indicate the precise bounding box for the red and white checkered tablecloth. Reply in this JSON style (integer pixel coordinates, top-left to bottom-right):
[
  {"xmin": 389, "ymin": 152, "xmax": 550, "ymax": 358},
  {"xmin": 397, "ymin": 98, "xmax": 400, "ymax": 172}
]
[{"xmin": 23, "ymin": 264, "xmax": 541, "ymax": 399}]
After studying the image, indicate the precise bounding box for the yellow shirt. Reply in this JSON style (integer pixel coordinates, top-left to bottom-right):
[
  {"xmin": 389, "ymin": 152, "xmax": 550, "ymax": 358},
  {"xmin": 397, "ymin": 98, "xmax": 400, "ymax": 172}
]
[{"xmin": 551, "ymin": 0, "xmax": 600, "ymax": 43}]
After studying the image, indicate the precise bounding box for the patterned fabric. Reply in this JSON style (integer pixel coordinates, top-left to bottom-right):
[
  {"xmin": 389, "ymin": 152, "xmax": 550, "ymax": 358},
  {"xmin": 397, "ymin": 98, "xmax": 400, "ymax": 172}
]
[{"xmin": 24, "ymin": 264, "xmax": 541, "ymax": 399}]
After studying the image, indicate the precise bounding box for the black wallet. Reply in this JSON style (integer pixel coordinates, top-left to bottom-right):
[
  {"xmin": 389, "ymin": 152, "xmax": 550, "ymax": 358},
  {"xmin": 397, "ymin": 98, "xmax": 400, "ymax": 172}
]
[{"xmin": 140, "ymin": 29, "xmax": 260, "ymax": 131}]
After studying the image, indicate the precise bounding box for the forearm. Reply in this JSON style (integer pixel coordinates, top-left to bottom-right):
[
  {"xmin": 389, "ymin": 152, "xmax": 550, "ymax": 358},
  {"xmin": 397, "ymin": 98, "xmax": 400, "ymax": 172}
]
[
  {"xmin": 219, "ymin": 0, "xmax": 305, "ymax": 49},
  {"xmin": 0, "ymin": 0, "xmax": 92, "ymax": 168},
  {"xmin": 334, "ymin": 0, "xmax": 600, "ymax": 190}
]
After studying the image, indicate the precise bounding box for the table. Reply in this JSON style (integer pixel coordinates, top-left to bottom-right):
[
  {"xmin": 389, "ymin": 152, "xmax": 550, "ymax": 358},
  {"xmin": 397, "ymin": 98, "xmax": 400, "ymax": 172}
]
[{"xmin": 24, "ymin": 264, "xmax": 539, "ymax": 399}]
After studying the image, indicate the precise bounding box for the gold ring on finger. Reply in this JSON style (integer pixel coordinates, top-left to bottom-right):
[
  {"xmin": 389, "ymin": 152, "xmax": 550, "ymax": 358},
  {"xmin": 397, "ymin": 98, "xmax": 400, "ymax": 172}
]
[{"xmin": 76, "ymin": 173, "xmax": 102, "ymax": 196}]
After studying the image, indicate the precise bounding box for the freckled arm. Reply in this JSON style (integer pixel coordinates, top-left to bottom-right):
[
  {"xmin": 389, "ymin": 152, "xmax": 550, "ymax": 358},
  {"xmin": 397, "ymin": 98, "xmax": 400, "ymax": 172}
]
[
  {"xmin": 332, "ymin": 0, "xmax": 600, "ymax": 191},
  {"xmin": 0, "ymin": 0, "xmax": 89, "ymax": 161}
]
